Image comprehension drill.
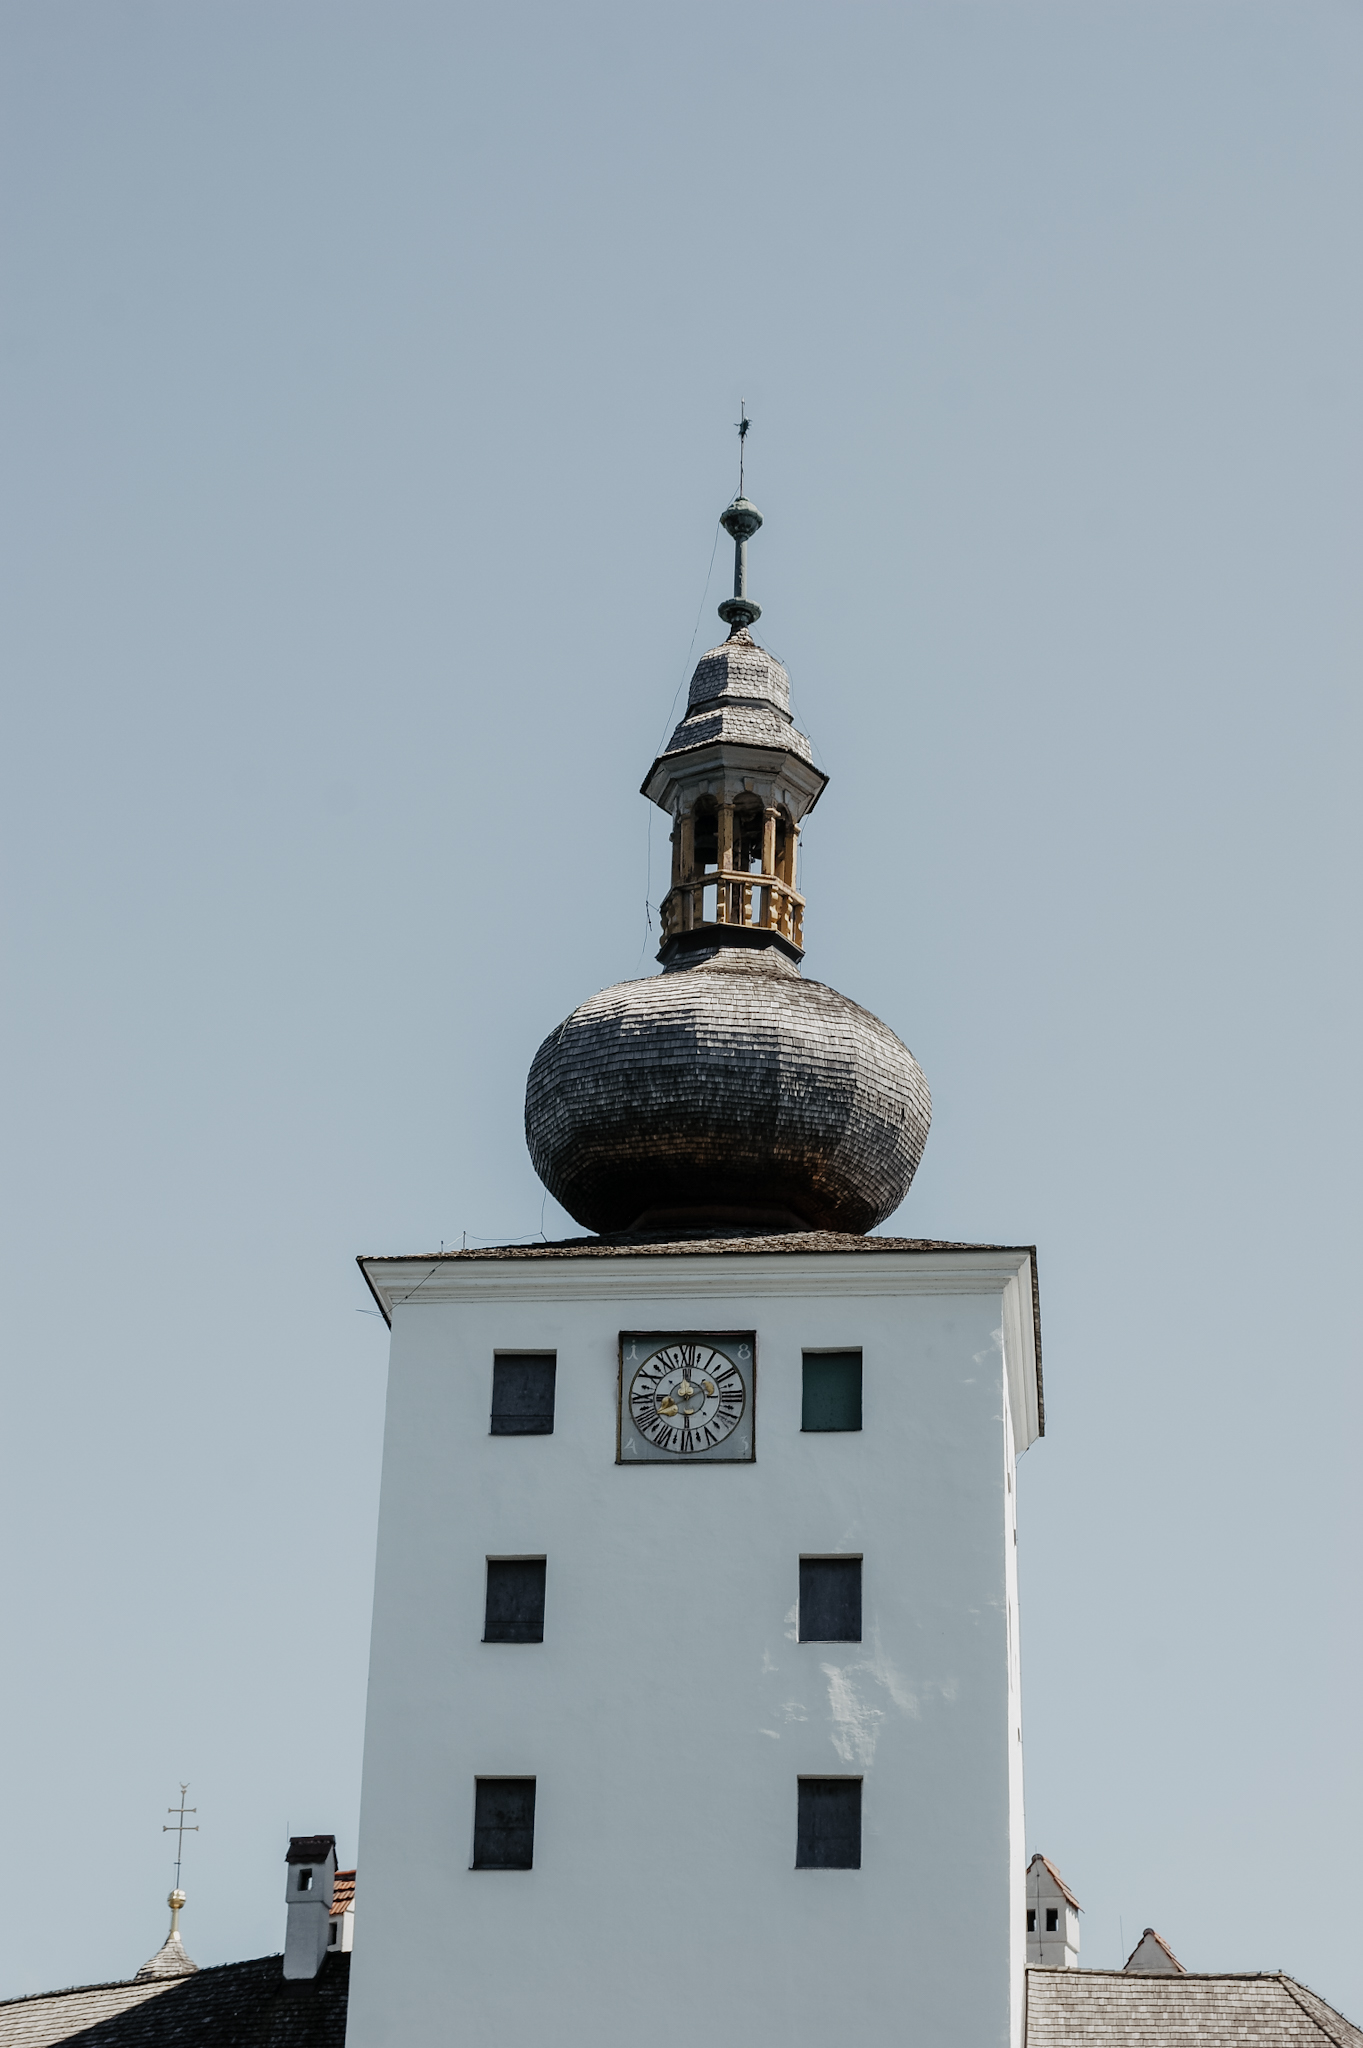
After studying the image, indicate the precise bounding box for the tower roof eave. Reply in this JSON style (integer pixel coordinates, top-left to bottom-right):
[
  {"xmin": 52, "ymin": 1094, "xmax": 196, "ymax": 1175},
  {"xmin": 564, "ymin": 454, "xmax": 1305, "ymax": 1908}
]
[{"xmin": 641, "ymin": 739, "xmax": 828, "ymax": 812}]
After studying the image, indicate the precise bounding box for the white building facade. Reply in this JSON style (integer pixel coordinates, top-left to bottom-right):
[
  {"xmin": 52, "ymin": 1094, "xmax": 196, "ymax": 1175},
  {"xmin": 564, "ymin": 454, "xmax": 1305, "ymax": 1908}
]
[{"xmin": 347, "ymin": 1238, "xmax": 1041, "ymax": 2048}]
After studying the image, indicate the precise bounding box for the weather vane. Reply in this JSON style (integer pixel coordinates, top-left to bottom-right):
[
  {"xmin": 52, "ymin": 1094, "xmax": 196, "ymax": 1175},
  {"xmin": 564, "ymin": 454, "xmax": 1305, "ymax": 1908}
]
[
  {"xmin": 736, "ymin": 402, "xmax": 751, "ymax": 495},
  {"xmin": 164, "ymin": 1784, "xmax": 199, "ymax": 1891}
]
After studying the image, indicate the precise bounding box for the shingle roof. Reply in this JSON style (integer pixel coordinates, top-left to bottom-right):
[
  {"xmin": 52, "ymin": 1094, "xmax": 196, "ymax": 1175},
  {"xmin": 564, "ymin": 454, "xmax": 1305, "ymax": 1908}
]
[
  {"xmin": 327, "ymin": 1874, "xmax": 354, "ymax": 1918},
  {"xmin": 1025, "ymin": 1969, "xmax": 1363, "ymax": 2047},
  {"xmin": 0, "ymin": 1981, "xmax": 181, "ymax": 2048},
  {"xmin": 522, "ymin": 962, "xmax": 934, "ymax": 1238},
  {"xmin": 132, "ymin": 1932, "xmax": 195, "ymax": 1985},
  {"xmin": 652, "ymin": 630, "xmax": 818, "ymax": 770},
  {"xmin": 658, "ymin": 703, "xmax": 816, "ymax": 762},
  {"xmin": 361, "ymin": 1230, "xmax": 1032, "ymax": 1262},
  {"xmin": 685, "ymin": 632, "xmax": 794, "ymax": 717},
  {"xmin": 0, "ymin": 1955, "xmax": 348, "ymax": 2048}
]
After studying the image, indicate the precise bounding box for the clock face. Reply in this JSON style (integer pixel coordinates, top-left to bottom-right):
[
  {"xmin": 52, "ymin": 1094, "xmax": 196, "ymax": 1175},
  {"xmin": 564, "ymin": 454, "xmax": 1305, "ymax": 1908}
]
[{"xmin": 618, "ymin": 1333, "xmax": 755, "ymax": 1462}]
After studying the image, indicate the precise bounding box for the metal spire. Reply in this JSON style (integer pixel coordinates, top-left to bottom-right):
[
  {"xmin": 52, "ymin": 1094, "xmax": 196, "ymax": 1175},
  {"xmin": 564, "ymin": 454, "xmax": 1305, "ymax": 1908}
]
[
  {"xmin": 164, "ymin": 1784, "xmax": 198, "ymax": 1892},
  {"xmin": 135, "ymin": 1786, "xmax": 201, "ymax": 1979},
  {"xmin": 718, "ymin": 406, "xmax": 763, "ymax": 633}
]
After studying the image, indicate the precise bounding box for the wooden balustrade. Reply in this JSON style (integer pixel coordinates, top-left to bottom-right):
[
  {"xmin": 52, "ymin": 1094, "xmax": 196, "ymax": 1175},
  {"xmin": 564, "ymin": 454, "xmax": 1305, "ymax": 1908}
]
[
  {"xmin": 662, "ymin": 803, "xmax": 804, "ymax": 947},
  {"xmin": 660, "ymin": 865, "xmax": 805, "ymax": 947}
]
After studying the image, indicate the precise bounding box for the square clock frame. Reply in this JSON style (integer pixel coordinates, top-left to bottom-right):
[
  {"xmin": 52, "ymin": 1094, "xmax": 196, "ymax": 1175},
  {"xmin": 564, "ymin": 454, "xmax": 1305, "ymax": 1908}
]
[{"xmin": 617, "ymin": 1331, "xmax": 756, "ymax": 1464}]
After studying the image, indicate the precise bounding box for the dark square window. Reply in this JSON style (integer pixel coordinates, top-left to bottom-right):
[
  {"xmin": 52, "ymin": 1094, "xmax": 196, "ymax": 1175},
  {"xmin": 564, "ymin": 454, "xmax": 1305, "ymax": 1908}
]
[
  {"xmin": 796, "ymin": 1778, "xmax": 861, "ymax": 1869},
  {"xmin": 491, "ymin": 1355, "xmax": 556, "ymax": 1435},
  {"xmin": 802, "ymin": 1351, "xmax": 862, "ymax": 1431},
  {"xmin": 799, "ymin": 1556, "xmax": 862, "ymax": 1642},
  {"xmin": 1027, "ymin": 1909, "xmax": 1036, "ymax": 1933},
  {"xmin": 484, "ymin": 1558, "xmax": 547, "ymax": 1643},
  {"xmin": 472, "ymin": 1778, "xmax": 536, "ymax": 1869},
  {"xmin": 1046, "ymin": 1907, "xmax": 1059, "ymax": 1932}
]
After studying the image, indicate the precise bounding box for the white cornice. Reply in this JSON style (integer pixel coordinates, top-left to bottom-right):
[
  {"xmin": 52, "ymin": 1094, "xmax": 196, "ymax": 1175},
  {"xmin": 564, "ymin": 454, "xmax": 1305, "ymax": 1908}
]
[{"xmin": 357, "ymin": 1247, "xmax": 1043, "ymax": 1451}]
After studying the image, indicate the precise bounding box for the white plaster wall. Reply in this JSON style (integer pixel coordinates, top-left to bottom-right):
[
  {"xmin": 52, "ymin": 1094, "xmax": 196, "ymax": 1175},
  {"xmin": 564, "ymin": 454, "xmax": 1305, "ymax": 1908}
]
[
  {"xmin": 284, "ymin": 1853, "xmax": 335, "ymax": 1982},
  {"xmin": 1005, "ymin": 1395, "xmax": 1026, "ymax": 2043},
  {"xmin": 347, "ymin": 1253, "xmax": 1036, "ymax": 2048}
]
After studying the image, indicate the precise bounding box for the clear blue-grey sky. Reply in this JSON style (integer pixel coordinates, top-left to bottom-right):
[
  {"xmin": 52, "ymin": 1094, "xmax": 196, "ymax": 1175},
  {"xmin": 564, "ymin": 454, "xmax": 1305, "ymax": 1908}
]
[{"xmin": 2, "ymin": 0, "xmax": 1359, "ymax": 2014}]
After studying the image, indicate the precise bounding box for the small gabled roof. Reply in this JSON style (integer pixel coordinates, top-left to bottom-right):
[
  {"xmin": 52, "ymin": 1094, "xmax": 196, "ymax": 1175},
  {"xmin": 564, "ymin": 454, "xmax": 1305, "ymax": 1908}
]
[
  {"xmin": 1026, "ymin": 1853, "xmax": 1081, "ymax": 1911},
  {"xmin": 285, "ymin": 1835, "xmax": 336, "ymax": 1865},
  {"xmin": 1124, "ymin": 1927, "xmax": 1185, "ymax": 1974}
]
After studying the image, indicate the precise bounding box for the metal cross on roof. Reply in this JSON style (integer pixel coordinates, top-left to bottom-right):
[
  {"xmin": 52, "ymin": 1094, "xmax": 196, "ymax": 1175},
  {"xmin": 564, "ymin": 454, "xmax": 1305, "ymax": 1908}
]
[{"xmin": 163, "ymin": 1784, "xmax": 199, "ymax": 1890}]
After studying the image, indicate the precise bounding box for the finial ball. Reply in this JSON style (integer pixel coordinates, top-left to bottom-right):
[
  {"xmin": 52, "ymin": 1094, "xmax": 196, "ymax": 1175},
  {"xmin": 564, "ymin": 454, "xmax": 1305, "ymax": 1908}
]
[{"xmin": 720, "ymin": 496, "xmax": 762, "ymax": 543}]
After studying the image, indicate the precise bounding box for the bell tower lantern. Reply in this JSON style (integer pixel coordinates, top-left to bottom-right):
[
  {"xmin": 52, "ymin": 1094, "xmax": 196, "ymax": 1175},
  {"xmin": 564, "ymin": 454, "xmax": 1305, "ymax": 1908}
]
[{"xmin": 643, "ymin": 494, "xmax": 827, "ymax": 965}]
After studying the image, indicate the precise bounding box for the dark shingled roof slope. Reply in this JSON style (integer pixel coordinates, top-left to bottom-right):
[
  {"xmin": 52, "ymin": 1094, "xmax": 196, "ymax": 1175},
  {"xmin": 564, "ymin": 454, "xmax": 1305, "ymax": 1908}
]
[
  {"xmin": 1025, "ymin": 1968, "xmax": 1363, "ymax": 2047},
  {"xmin": 0, "ymin": 1955, "xmax": 348, "ymax": 2048}
]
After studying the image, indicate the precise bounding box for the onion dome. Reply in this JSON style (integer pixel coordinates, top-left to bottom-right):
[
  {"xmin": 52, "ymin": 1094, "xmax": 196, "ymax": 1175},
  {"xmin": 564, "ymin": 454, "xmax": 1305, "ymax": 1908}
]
[
  {"xmin": 526, "ymin": 947, "xmax": 930, "ymax": 1235},
  {"xmin": 524, "ymin": 457, "xmax": 931, "ymax": 1236}
]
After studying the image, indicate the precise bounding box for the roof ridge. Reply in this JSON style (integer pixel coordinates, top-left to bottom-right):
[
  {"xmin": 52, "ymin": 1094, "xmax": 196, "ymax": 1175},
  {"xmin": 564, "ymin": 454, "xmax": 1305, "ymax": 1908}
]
[
  {"xmin": 0, "ymin": 1954, "xmax": 288, "ymax": 2009},
  {"xmin": 0, "ymin": 1979, "xmax": 147, "ymax": 2006},
  {"xmin": 1027, "ymin": 1968, "xmax": 1326, "ymax": 1982},
  {"xmin": 362, "ymin": 1236, "xmax": 1036, "ymax": 1260},
  {"xmin": 1278, "ymin": 1973, "xmax": 1359, "ymax": 2048}
]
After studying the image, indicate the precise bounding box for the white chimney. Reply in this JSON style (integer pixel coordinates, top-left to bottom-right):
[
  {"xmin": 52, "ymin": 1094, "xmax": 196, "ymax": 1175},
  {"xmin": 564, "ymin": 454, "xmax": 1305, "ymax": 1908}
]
[
  {"xmin": 284, "ymin": 1835, "xmax": 337, "ymax": 1980},
  {"xmin": 1025, "ymin": 1854, "xmax": 1081, "ymax": 1968}
]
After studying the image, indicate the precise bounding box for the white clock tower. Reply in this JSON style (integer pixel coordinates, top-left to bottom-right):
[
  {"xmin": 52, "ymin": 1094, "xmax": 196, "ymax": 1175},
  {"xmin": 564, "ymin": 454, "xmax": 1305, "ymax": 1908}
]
[{"xmin": 346, "ymin": 481, "xmax": 1043, "ymax": 2048}]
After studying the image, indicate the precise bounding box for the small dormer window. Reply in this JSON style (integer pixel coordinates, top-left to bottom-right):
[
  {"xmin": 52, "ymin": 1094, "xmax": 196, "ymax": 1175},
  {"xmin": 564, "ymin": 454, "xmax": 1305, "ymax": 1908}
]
[
  {"xmin": 1026, "ymin": 1909, "xmax": 1036, "ymax": 1933},
  {"xmin": 1046, "ymin": 1908, "xmax": 1059, "ymax": 1932},
  {"xmin": 298, "ymin": 1868, "xmax": 313, "ymax": 1893}
]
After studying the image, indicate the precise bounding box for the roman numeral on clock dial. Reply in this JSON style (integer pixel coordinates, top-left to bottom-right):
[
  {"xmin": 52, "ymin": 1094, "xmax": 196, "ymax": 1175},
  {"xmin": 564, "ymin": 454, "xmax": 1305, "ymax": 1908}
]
[{"xmin": 624, "ymin": 1339, "xmax": 751, "ymax": 1458}]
